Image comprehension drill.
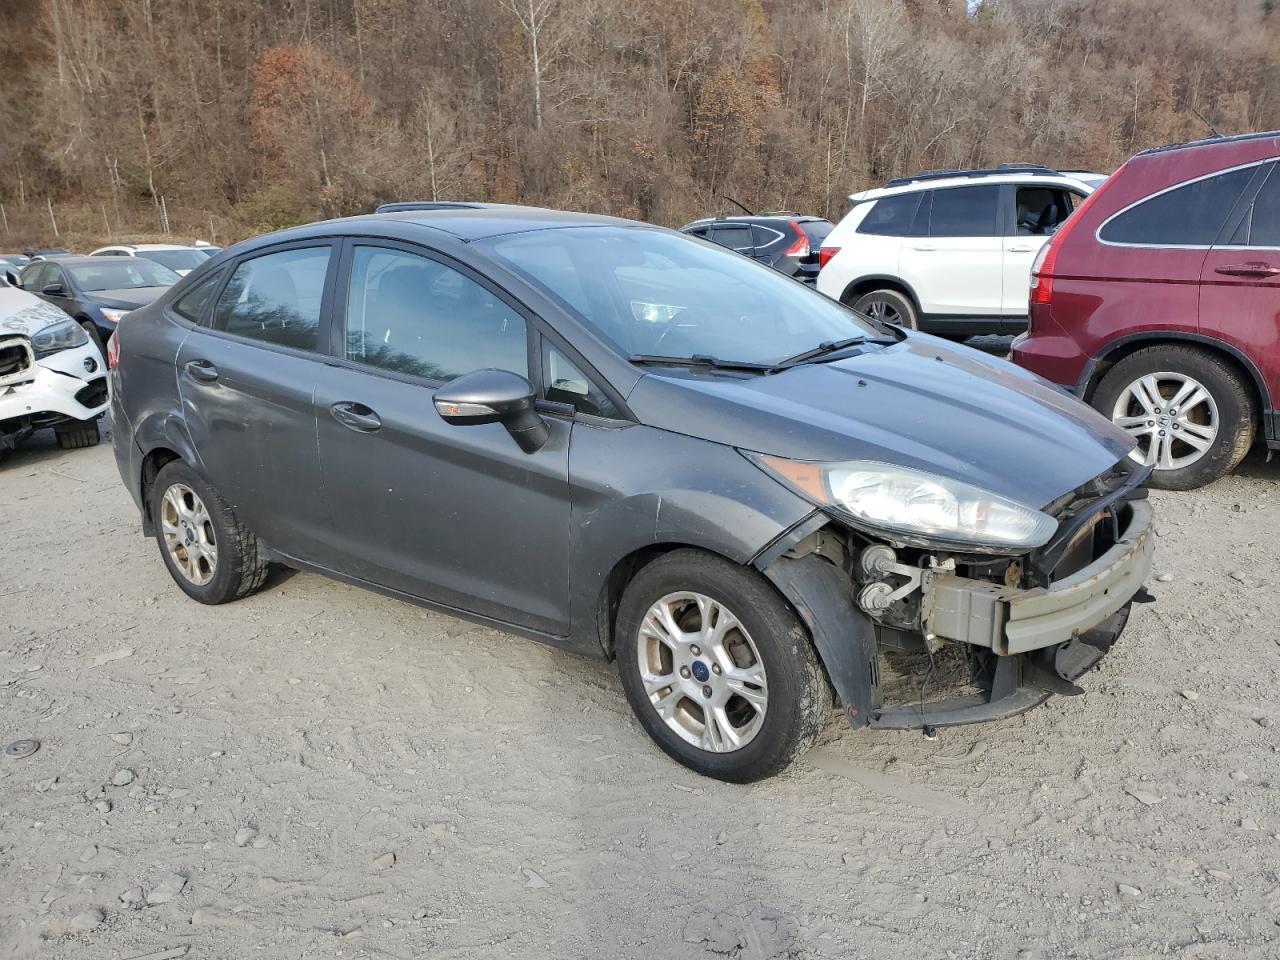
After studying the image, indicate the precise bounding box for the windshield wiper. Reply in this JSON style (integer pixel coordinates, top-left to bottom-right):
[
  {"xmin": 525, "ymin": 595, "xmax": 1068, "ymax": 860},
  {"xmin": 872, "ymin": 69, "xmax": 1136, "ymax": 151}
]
[
  {"xmin": 775, "ymin": 335, "xmax": 898, "ymax": 367},
  {"xmin": 628, "ymin": 354, "xmax": 779, "ymax": 373}
]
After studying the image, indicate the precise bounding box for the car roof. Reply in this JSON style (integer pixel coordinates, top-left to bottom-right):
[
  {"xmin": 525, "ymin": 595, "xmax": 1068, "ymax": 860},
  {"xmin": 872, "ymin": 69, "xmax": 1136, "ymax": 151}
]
[
  {"xmin": 32, "ymin": 255, "xmax": 131, "ymax": 267},
  {"xmin": 680, "ymin": 214, "xmax": 826, "ymax": 228},
  {"xmin": 241, "ymin": 203, "xmax": 647, "ymax": 247},
  {"xmin": 850, "ymin": 170, "xmax": 1092, "ymax": 204}
]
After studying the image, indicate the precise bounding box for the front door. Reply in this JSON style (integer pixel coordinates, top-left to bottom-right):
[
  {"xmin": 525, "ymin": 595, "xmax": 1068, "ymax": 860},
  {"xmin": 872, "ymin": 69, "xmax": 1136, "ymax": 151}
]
[
  {"xmin": 312, "ymin": 241, "xmax": 572, "ymax": 635},
  {"xmin": 1001, "ymin": 185, "xmax": 1084, "ymax": 322},
  {"xmin": 176, "ymin": 242, "xmax": 337, "ymax": 559}
]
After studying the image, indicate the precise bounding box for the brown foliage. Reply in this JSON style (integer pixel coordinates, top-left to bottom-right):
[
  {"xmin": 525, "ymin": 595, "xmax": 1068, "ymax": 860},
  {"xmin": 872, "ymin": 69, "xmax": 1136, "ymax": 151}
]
[{"xmin": 0, "ymin": 0, "xmax": 1278, "ymax": 247}]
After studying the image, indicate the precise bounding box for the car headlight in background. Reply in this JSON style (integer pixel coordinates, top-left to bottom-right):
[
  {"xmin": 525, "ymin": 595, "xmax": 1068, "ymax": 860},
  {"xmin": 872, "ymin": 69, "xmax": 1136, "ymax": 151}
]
[
  {"xmin": 29, "ymin": 318, "xmax": 89, "ymax": 358},
  {"xmin": 630, "ymin": 301, "xmax": 685, "ymax": 324},
  {"xmin": 100, "ymin": 307, "xmax": 132, "ymax": 325},
  {"xmin": 748, "ymin": 454, "xmax": 1057, "ymax": 551}
]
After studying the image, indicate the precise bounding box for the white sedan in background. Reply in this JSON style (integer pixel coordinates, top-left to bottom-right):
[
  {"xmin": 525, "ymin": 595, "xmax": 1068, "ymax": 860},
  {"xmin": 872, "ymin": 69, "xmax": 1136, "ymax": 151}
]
[{"xmin": 89, "ymin": 243, "xmax": 211, "ymax": 276}]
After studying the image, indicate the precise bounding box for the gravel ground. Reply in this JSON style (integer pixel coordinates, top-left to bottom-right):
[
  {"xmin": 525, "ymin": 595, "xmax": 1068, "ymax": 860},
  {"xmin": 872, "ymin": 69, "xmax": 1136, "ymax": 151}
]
[{"xmin": 2, "ymin": 420, "xmax": 1279, "ymax": 960}]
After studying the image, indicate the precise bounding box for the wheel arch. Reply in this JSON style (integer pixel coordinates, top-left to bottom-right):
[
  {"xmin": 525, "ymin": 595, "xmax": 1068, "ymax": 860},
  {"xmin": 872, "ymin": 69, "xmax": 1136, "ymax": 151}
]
[
  {"xmin": 838, "ymin": 275, "xmax": 923, "ymax": 316},
  {"xmin": 1079, "ymin": 332, "xmax": 1271, "ymax": 430},
  {"xmin": 133, "ymin": 413, "xmax": 203, "ymax": 535}
]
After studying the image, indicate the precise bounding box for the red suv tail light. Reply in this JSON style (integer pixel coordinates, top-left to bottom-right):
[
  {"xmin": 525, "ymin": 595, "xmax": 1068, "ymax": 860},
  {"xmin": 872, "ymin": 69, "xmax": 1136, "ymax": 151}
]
[
  {"xmin": 106, "ymin": 330, "xmax": 120, "ymax": 369},
  {"xmin": 1030, "ymin": 166, "xmax": 1124, "ymax": 306},
  {"xmin": 783, "ymin": 220, "xmax": 809, "ymax": 258},
  {"xmin": 818, "ymin": 246, "xmax": 841, "ymax": 269}
]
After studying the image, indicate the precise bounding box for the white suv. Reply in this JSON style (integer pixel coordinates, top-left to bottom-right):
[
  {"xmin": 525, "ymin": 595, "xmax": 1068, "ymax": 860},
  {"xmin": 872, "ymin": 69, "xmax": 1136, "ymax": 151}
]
[{"xmin": 817, "ymin": 167, "xmax": 1093, "ymax": 336}]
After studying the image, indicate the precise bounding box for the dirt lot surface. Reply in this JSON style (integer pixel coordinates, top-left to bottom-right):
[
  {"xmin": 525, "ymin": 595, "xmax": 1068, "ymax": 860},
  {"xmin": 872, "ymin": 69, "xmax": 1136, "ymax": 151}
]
[{"xmin": 3, "ymin": 423, "xmax": 1280, "ymax": 960}]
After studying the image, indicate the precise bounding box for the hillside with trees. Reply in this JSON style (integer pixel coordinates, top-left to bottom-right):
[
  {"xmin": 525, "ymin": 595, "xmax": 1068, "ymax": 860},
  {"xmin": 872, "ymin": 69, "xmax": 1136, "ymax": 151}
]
[{"xmin": 2, "ymin": 0, "xmax": 1279, "ymax": 246}]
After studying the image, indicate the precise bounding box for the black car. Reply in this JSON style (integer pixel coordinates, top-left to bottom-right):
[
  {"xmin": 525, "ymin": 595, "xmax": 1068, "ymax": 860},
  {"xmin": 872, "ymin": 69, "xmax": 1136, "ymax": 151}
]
[
  {"xmin": 110, "ymin": 202, "xmax": 1154, "ymax": 783},
  {"xmin": 680, "ymin": 214, "xmax": 833, "ymax": 284},
  {"xmin": 20, "ymin": 256, "xmax": 179, "ymax": 356}
]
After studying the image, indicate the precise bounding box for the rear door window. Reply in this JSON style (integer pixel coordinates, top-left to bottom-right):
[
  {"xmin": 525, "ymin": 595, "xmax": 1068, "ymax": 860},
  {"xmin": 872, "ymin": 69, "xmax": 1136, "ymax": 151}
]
[
  {"xmin": 213, "ymin": 246, "xmax": 332, "ymax": 352},
  {"xmin": 1100, "ymin": 167, "xmax": 1256, "ymax": 246},
  {"xmin": 1014, "ymin": 187, "xmax": 1076, "ymax": 236},
  {"xmin": 708, "ymin": 223, "xmax": 754, "ymax": 253},
  {"xmin": 751, "ymin": 224, "xmax": 783, "ymax": 250},
  {"xmin": 926, "ymin": 185, "xmax": 1000, "ymax": 237},
  {"xmin": 857, "ymin": 193, "xmax": 922, "ymax": 236}
]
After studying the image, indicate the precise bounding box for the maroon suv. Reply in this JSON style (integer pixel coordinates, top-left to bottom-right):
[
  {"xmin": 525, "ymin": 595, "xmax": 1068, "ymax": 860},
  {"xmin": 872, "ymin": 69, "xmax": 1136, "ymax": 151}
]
[{"xmin": 1012, "ymin": 132, "xmax": 1280, "ymax": 489}]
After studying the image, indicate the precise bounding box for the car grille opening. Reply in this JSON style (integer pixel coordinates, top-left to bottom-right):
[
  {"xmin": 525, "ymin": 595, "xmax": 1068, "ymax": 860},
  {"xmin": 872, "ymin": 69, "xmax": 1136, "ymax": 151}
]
[
  {"xmin": 75, "ymin": 377, "xmax": 109, "ymax": 409},
  {"xmin": 0, "ymin": 337, "xmax": 33, "ymax": 383}
]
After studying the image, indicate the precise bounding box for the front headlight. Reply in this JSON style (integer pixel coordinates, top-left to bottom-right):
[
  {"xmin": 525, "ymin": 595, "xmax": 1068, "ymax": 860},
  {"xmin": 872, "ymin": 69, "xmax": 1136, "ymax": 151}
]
[
  {"xmin": 749, "ymin": 454, "xmax": 1057, "ymax": 551},
  {"xmin": 29, "ymin": 318, "xmax": 89, "ymax": 358},
  {"xmin": 100, "ymin": 307, "xmax": 132, "ymax": 325}
]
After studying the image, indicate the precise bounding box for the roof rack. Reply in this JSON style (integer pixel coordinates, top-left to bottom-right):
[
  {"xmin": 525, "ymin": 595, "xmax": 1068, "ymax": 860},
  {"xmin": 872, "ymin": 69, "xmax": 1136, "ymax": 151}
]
[
  {"xmin": 1136, "ymin": 129, "xmax": 1280, "ymax": 157},
  {"xmin": 885, "ymin": 165, "xmax": 1062, "ymax": 188}
]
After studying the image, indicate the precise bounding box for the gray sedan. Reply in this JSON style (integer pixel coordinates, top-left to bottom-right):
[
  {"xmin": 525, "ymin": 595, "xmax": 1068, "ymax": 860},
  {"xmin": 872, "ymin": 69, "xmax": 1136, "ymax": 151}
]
[{"xmin": 109, "ymin": 204, "xmax": 1154, "ymax": 782}]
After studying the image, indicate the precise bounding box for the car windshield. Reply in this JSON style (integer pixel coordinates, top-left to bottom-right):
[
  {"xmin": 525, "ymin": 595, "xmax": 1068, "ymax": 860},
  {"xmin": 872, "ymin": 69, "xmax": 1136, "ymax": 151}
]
[
  {"xmin": 66, "ymin": 259, "xmax": 180, "ymax": 291},
  {"xmin": 478, "ymin": 226, "xmax": 876, "ymax": 364},
  {"xmin": 138, "ymin": 249, "xmax": 208, "ymax": 271}
]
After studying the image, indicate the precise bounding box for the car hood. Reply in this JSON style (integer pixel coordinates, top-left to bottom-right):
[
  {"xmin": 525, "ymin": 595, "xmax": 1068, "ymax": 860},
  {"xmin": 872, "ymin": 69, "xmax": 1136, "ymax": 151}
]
[
  {"xmin": 0, "ymin": 283, "xmax": 73, "ymax": 336},
  {"xmin": 88, "ymin": 287, "xmax": 170, "ymax": 309},
  {"xmin": 625, "ymin": 334, "xmax": 1135, "ymax": 509}
]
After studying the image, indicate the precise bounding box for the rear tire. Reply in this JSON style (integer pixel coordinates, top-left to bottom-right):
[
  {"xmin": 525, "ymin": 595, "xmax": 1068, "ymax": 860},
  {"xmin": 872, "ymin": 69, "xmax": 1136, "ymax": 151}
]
[
  {"xmin": 150, "ymin": 460, "xmax": 269, "ymax": 604},
  {"xmin": 850, "ymin": 288, "xmax": 918, "ymax": 330},
  {"xmin": 1092, "ymin": 345, "xmax": 1254, "ymax": 490},
  {"xmin": 615, "ymin": 549, "xmax": 831, "ymax": 783},
  {"xmin": 54, "ymin": 418, "xmax": 100, "ymax": 449}
]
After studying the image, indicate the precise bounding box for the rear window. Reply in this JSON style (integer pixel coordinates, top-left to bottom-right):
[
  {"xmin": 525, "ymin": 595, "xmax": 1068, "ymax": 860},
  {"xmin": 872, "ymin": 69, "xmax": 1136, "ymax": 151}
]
[
  {"xmin": 1100, "ymin": 167, "xmax": 1255, "ymax": 246},
  {"xmin": 800, "ymin": 221, "xmax": 833, "ymax": 244},
  {"xmin": 856, "ymin": 193, "xmax": 921, "ymax": 236},
  {"xmin": 925, "ymin": 184, "xmax": 1000, "ymax": 237}
]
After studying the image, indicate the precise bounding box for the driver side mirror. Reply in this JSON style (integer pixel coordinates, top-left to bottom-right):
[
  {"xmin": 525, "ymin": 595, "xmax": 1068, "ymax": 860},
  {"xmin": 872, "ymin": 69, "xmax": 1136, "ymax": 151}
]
[
  {"xmin": 434, "ymin": 368, "xmax": 549, "ymax": 454},
  {"xmin": 41, "ymin": 282, "xmax": 66, "ymax": 297}
]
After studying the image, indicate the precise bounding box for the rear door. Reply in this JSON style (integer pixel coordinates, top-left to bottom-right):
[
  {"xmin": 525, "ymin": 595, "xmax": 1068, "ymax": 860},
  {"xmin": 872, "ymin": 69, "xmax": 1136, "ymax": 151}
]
[
  {"xmin": 311, "ymin": 240, "xmax": 573, "ymax": 635},
  {"xmin": 897, "ymin": 184, "xmax": 1003, "ymax": 316},
  {"xmin": 176, "ymin": 242, "xmax": 337, "ymax": 560},
  {"xmin": 1199, "ymin": 162, "xmax": 1280, "ymax": 408}
]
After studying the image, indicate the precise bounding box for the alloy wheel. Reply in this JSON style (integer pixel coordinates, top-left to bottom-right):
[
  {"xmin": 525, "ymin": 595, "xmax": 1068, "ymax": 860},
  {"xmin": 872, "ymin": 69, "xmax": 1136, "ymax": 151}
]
[
  {"xmin": 160, "ymin": 483, "xmax": 218, "ymax": 586},
  {"xmin": 861, "ymin": 299, "xmax": 902, "ymax": 325},
  {"xmin": 1111, "ymin": 371, "xmax": 1219, "ymax": 471},
  {"xmin": 636, "ymin": 592, "xmax": 768, "ymax": 753}
]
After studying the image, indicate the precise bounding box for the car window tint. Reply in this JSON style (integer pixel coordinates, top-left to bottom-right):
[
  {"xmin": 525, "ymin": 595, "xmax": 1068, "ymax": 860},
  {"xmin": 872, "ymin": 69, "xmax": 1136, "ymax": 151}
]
[
  {"xmin": 172, "ymin": 273, "xmax": 221, "ymax": 324},
  {"xmin": 1101, "ymin": 167, "xmax": 1255, "ymax": 246},
  {"xmin": 927, "ymin": 185, "xmax": 999, "ymax": 237},
  {"xmin": 1233, "ymin": 166, "xmax": 1280, "ymax": 247},
  {"xmin": 345, "ymin": 246, "xmax": 527, "ymax": 381},
  {"xmin": 542, "ymin": 342, "xmax": 617, "ymax": 418},
  {"xmin": 23, "ymin": 263, "xmax": 49, "ymax": 290},
  {"xmin": 857, "ymin": 193, "xmax": 921, "ymax": 236},
  {"xmin": 213, "ymin": 246, "xmax": 331, "ymax": 351},
  {"xmin": 708, "ymin": 224, "xmax": 753, "ymax": 251},
  {"xmin": 751, "ymin": 225, "xmax": 782, "ymax": 249},
  {"xmin": 1015, "ymin": 187, "xmax": 1072, "ymax": 236}
]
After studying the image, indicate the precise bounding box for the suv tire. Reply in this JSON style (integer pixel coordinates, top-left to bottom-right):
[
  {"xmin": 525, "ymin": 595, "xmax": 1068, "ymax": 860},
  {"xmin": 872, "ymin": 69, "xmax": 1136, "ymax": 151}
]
[
  {"xmin": 850, "ymin": 288, "xmax": 918, "ymax": 330},
  {"xmin": 615, "ymin": 549, "xmax": 832, "ymax": 783},
  {"xmin": 54, "ymin": 418, "xmax": 100, "ymax": 449},
  {"xmin": 1092, "ymin": 345, "xmax": 1254, "ymax": 490},
  {"xmin": 150, "ymin": 460, "xmax": 270, "ymax": 604}
]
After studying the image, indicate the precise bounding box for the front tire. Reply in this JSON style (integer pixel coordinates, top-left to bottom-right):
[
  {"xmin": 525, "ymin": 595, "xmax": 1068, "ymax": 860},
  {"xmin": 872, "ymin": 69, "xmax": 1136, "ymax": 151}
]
[
  {"xmin": 615, "ymin": 550, "xmax": 831, "ymax": 783},
  {"xmin": 1092, "ymin": 345, "xmax": 1254, "ymax": 490},
  {"xmin": 150, "ymin": 460, "xmax": 269, "ymax": 604},
  {"xmin": 850, "ymin": 288, "xmax": 918, "ymax": 330},
  {"xmin": 79, "ymin": 320, "xmax": 107, "ymax": 362},
  {"xmin": 54, "ymin": 418, "xmax": 100, "ymax": 449}
]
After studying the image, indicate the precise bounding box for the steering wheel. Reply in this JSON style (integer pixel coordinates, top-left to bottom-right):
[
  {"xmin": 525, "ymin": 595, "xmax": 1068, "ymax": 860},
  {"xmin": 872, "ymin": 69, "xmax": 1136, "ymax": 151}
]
[{"xmin": 649, "ymin": 306, "xmax": 711, "ymax": 355}]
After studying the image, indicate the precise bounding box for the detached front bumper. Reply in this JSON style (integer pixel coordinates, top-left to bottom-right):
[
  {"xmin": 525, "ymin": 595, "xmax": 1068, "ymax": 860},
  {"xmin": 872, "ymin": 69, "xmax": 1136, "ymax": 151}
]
[{"xmin": 923, "ymin": 500, "xmax": 1155, "ymax": 655}]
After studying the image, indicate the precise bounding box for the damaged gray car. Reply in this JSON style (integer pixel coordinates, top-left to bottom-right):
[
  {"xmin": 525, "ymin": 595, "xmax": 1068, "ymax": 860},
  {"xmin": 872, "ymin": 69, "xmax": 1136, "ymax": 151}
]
[{"xmin": 110, "ymin": 205, "xmax": 1154, "ymax": 782}]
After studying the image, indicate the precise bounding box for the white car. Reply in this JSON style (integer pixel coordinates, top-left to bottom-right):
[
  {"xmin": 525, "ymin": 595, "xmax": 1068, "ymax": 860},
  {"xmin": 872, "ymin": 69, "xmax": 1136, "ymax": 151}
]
[
  {"xmin": 89, "ymin": 243, "xmax": 210, "ymax": 276},
  {"xmin": 817, "ymin": 167, "xmax": 1092, "ymax": 336},
  {"xmin": 0, "ymin": 276, "xmax": 108, "ymax": 458}
]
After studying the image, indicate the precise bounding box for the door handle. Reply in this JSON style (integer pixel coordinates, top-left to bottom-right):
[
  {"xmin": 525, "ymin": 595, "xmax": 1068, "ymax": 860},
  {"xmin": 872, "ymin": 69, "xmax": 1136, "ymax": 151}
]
[
  {"xmin": 330, "ymin": 401, "xmax": 382, "ymax": 433},
  {"xmin": 183, "ymin": 359, "xmax": 219, "ymax": 383},
  {"xmin": 1007, "ymin": 245, "xmax": 1036, "ymax": 253},
  {"xmin": 1214, "ymin": 261, "xmax": 1280, "ymax": 277},
  {"xmin": 910, "ymin": 244, "xmax": 937, "ymax": 252}
]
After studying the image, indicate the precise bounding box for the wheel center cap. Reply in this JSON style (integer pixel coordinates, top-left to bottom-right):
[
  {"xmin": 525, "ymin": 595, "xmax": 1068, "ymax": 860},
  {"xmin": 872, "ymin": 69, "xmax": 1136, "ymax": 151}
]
[
  {"xmin": 691, "ymin": 660, "xmax": 710, "ymax": 683},
  {"xmin": 184, "ymin": 526, "xmax": 194, "ymax": 544}
]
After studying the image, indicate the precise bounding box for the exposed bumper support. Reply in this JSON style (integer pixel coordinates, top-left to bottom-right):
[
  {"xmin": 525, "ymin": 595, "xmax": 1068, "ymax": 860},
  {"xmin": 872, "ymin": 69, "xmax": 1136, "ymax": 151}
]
[{"xmin": 923, "ymin": 500, "xmax": 1154, "ymax": 655}]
